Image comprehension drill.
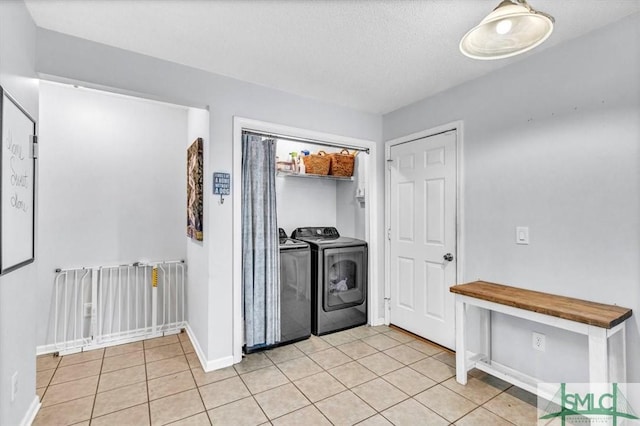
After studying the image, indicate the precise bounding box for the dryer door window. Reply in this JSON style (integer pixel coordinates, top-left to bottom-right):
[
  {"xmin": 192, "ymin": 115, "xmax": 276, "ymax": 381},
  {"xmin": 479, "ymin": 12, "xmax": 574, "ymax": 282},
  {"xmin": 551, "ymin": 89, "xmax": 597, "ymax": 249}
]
[{"xmin": 323, "ymin": 246, "xmax": 367, "ymax": 311}]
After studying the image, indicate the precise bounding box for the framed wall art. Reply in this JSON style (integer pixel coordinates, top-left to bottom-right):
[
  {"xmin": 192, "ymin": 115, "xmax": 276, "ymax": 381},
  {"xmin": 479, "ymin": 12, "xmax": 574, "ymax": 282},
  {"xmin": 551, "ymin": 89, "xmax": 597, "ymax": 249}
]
[
  {"xmin": 187, "ymin": 137, "xmax": 203, "ymax": 241},
  {"xmin": 1, "ymin": 86, "xmax": 37, "ymax": 275}
]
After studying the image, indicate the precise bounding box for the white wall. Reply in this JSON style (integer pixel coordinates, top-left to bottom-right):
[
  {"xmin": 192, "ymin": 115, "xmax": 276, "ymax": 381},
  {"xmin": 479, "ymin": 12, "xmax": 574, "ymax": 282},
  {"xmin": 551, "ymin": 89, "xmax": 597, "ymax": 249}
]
[
  {"xmin": 0, "ymin": 1, "xmax": 39, "ymax": 424},
  {"xmin": 274, "ymin": 139, "xmax": 367, "ymax": 238},
  {"xmin": 35, "ymin": 28, "xmax": 383, "ymax": 366},
  {"xmin": 27, "ymin": 5, "xmax": 638, "ymax": 390},
  {"xmin": 336, "ymin": 157, "xmax": 367, "ymax": 240},
  {"xmin": 384, "ymin": 13, "xmax": 640, "ymax": 382},
  {"xmin": 276, "ymin": 176, "xmax": 337, "ymax": 234},
  {"xmin": 275, "ymin": 139, "xmax": 337, "ymax": 234},
  {"xmin": 36, "ymin": 81, "xmax": 188, "ymax": 346},
  {"xmin": 186, "ymin": 107, "xmax": 210, "ymax": 359}
]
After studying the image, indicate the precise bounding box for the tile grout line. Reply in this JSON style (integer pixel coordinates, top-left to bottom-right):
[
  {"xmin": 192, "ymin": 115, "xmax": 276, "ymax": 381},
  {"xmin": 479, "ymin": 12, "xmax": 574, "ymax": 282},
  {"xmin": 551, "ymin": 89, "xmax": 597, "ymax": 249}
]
[
  {"xmin": 143, "ymin": 339, "xmax": 153, "ymax": 425},
  {"xmin": 287, "ymin": 333, "xmax": 394, "ymax": 423},
  {"xmin": 321, "ymin": 331, "xmax": 459, "ymax": 424},
  {"xmin": 246, "ymin": 330, "xmax": 423, "ymax": 421},
  {"xmin": 266, "ymin": 351, "xmax": 333, "ymax": 424},
  {"xmin": 38, "ymin": 326, "xmax": 524, "ymax": 425},
  {"xmin": 320, "ymin": 337, "xmax": 413, "ymax": 423},
  {"xmin": 39, "ymin": 332, "xmax": 266, "ymax": 421},
  {"xmin": 86, "ymin": 344, "xmax": 168, "ymax": 420},
  {"xmin": 344, "ymin": 364, "xmax": 452, "ymax": 426},
  {"xmin": 42, "ymin": 348, "xmax": 432, "ymax": 420},
  {"xmin": 88, "ymin": 402, "xmax": 150, "ymax": 424},
  {"xmin": 33, "ymin": 379, "xmax": 101, "ymax": 412},
  {"xmin": 257, "ymin": 346, "xmax": 332, "ymax": 420},
  {"xmin": 88, "ymin": 348, "xmax": 107, "ymax": 424},
  {"xmin": 474, "ymin": 388, "xmax": 520, "ymax": 425},
  {"xmin": 395, "ymin": 349, "xmax": 520, "ymax": 425},
  {"xmin": 221, "ymin": 330, "xmax": 458, "ymax": 424},
  {"xmin": 36, "ymin": 354, "xmax": 61, "ymax": 403},
  {"xmin": 234, "ymin": 360, "xmax": 273, "ymax": 423},
  {"xmin": 424, "ymin": 351, "xmax": 524, "ymax": 425},
  {"xmin": 182, "ymin": 333, "xmax": 216, "ymax": 425},
  {"xmin": 316, "ymin": 347, "xmax": 390, "ymax": 424},
  {"xmin": 38, "ymin": 351, "xmax": 117, "ymax": 414},
  {"xmin": 142, "ymin": 334, "xmax": 196, "ymax": 423}
]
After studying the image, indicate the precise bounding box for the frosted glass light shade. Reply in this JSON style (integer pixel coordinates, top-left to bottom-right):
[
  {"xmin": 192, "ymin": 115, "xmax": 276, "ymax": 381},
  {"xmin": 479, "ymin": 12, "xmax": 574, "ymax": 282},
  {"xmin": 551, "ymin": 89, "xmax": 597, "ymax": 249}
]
[{"xmin": 460, "ymin": 0, "xmax": 554, "ymax": 60}]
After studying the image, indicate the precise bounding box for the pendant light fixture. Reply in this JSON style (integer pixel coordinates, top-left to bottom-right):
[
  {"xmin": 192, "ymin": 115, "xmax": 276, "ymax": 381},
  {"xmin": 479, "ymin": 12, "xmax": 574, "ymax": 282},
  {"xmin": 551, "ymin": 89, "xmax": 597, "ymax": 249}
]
[{"xmin": 460, "ymin": 0, "xmax": 554, "ymax": 60}]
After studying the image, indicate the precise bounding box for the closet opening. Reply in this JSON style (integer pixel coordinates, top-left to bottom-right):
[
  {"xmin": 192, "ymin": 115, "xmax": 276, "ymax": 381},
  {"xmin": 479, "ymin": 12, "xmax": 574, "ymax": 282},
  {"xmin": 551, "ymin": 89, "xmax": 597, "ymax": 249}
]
[{"xmin": 232, "ymin": 117, "xmax": 379, "ymax": 363}]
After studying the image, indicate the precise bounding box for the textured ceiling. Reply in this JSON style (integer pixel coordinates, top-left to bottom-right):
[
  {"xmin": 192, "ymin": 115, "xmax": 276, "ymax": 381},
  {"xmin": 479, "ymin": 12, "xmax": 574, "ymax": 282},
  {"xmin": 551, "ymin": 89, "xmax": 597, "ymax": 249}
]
[{"xmin": 24, "ymin": 1, "xmax": 640, "ymax": 114}]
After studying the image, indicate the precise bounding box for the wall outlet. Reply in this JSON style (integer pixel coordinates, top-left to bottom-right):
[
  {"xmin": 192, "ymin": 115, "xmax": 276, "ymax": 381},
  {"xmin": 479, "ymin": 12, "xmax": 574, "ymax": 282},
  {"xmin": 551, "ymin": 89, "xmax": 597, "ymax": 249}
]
[
  {"xmin": 11, "ymin": 371, "xmax": 18, "ymax": 403},
  {"xmin": 532, "ymin": 332, "xmax": 546, "ymax": 352},
  {"xmin": 83, "ymin": 303, "xmax": 92, "ymax": 317}
]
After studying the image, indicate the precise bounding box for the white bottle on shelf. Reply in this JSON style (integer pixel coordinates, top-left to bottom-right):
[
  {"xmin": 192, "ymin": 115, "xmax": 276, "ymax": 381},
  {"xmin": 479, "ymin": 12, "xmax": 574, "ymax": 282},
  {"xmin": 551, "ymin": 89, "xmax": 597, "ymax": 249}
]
[{"xmin": 298, "ymin": 156, "xmax": 306, "ymax": 174}]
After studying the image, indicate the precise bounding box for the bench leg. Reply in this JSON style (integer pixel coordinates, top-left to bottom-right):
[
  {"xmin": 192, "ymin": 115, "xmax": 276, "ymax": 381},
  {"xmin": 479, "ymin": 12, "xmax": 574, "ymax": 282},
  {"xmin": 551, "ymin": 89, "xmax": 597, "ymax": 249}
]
[
  {"xmin": 609, "ymin": 323, "xmax": 626, "ymax": 383},
  {"xmin": 480, "ymin": 308, "xmax": 491, "ymax": 362},
  {"xmin": 588, "ymin": 326, "xmax": 608, "ymax": 383},
  {"xmin": 455, "ymin": 299, "xmax": 468, "ymax": 385}
]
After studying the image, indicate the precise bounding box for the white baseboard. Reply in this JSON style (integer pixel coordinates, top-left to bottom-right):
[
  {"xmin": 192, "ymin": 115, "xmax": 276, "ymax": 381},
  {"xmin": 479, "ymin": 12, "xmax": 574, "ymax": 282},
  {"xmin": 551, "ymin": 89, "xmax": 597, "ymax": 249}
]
[
  {"xmin": 370, "ymin": 317, "xmax": 387, "ymax": 326},
  {"xmin": 205, "ymin": 355, "xmax": 235, "ymax": 371},
  {"xmin": 20, "ymin": 395, "xmax": 40, "ymax": 426},
  {"xmin": 36, "ymin": 339, "xmax": 85, "ymax": 356},
  {"xmin": 184, "ymin": 323, "xmax": 207, "ymax": 370},
  {"xmin": 36, "ymin": 322, "xmax": 234, "ymax": 374},
  {"xmin": 184, "ymin": 323, "xmax": 234, "ymax": 372},
  {"xmin": 36, "ymin": 329, "xmax": 182, "ymax": 356}
]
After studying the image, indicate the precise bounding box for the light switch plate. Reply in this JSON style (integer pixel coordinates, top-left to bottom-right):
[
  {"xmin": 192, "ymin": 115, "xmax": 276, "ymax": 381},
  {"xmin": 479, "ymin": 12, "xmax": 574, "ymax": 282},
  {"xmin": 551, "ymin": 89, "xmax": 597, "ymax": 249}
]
[{"xmin": 516, "ymin": 226, "xmax": 529, "ymax": 245}]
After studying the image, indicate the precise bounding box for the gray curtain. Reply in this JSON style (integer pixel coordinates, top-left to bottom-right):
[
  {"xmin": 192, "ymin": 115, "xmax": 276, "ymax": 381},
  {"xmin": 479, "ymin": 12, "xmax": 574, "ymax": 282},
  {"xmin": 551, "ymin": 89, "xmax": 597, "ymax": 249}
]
[{"xmin": 242, "ymin": 133, "xmax": 280, "ymax": 348}]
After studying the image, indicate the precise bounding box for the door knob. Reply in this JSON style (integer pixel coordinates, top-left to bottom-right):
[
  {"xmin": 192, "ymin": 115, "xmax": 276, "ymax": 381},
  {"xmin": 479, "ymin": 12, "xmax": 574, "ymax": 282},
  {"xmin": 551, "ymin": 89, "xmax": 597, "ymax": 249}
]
[{"xmin": 443, "ymin": 253, "xmax": 454, "ymax": 262}]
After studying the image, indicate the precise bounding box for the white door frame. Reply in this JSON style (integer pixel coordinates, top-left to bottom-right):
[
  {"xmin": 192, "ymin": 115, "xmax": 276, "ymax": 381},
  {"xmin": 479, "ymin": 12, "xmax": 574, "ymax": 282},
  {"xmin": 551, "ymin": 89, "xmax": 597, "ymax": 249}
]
[
  {"xmin": 384, "ymin": 121, "xmax": 465, "ymax": 330},
  {"xmin": 232, "ymin": 116, "xmax": 380, "ymax": 363}
]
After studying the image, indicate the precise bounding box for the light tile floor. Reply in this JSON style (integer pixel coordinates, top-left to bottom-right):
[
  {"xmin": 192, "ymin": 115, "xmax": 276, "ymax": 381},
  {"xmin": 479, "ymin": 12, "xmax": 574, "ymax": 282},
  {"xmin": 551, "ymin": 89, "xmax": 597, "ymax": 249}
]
[{"xmin": 33, "ymin": 326, "xmax": 539, "ymax": 425}]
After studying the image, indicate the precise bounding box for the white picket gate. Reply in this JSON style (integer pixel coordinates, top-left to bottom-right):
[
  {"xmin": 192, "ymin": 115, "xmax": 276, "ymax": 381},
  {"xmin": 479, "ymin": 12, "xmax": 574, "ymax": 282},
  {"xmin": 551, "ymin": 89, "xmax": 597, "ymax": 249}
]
[{"xmin": 47, "ymin": 260, "xmax": 186, "ymax": 355}]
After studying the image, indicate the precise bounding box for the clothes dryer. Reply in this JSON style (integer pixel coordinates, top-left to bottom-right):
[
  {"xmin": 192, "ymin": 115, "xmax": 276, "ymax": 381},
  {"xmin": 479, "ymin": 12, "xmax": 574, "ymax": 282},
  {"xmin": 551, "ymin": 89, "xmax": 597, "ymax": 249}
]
[{"xmin": 291, "ymin": 227, "xmax": 367, "ymax": 335}]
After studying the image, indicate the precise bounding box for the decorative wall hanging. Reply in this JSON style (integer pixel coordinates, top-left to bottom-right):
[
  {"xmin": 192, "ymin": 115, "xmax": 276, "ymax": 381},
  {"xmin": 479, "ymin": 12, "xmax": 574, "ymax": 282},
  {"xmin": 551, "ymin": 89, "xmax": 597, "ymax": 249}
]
[
  {"xmin": 213, "ymin": 172, "xmax": 230, "ymax": 204},
  {"xmin": 187, "ymin": 137, "xmax": 203, "ymax": 241},
  {"xmin": 1, "ymin": 86, "xmax": 37, "ymax": 275}
]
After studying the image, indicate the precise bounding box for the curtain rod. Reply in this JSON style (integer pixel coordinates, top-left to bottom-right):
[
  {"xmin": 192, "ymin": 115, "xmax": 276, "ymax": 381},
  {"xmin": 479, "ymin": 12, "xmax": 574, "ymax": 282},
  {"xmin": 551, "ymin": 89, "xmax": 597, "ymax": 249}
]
[{"xmin": 243, "ymin": 129, "xmax": 370, "ymax": 154}]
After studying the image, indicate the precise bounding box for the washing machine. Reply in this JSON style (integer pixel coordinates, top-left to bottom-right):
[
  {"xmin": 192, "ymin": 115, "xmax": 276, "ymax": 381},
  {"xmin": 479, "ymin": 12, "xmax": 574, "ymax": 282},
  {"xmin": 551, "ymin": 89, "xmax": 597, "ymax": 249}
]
[
  {"xmin": 291, "ymin": 227, "xmax": 368, "ymax": 335},
  {"xmin": 278, "ymin": 228, "xmax": 312, "ymax": 345},
  {"xmin": 245, "ymin": 228, "xmax": 311, "ymax": 354}
]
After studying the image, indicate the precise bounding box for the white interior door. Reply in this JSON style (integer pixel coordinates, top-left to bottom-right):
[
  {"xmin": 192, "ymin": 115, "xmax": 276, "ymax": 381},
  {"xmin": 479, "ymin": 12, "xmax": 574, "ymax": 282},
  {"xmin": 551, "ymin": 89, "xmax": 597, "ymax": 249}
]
[{"xmin": 389, "ymin": 131, "xmax": 457, "ymax": 349}]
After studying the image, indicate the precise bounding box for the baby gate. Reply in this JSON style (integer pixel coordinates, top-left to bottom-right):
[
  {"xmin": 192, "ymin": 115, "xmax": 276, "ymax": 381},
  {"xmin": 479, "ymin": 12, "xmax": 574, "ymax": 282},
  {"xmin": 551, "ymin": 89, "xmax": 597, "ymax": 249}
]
[{"xmin": 44, "ymin": 260, "xmax": 186, "ymax": 355}]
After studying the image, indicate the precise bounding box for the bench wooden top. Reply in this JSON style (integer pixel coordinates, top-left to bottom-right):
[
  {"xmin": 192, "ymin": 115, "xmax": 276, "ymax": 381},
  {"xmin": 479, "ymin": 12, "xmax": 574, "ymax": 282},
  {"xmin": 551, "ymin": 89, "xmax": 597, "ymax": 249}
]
[{"xmin": 450, "ymin": 281, "xmax": 632, "ymax": 329}]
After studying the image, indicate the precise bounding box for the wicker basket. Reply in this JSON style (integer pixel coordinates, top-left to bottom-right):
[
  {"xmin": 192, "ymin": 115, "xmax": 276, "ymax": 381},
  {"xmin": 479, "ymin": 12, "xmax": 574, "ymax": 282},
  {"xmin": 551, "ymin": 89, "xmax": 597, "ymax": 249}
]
[
  {"xmin": 302, "ymin": 151, "xmax": 331, "ymax": 175},
  {"xmin": 328, "ymin": 149, "xmax": 357, "ymax": 177}
]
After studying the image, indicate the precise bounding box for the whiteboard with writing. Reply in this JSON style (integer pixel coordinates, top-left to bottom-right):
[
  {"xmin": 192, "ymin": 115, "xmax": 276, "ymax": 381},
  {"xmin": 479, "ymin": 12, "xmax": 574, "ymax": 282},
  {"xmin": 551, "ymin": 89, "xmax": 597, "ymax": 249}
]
[{"xmin": 1, "ymin": 87, "xmax": 36, "ymax": 275}]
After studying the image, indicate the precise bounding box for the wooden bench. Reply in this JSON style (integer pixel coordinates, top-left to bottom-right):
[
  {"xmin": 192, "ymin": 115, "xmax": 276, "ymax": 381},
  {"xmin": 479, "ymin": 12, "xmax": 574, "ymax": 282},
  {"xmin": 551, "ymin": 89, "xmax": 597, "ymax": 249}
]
[{"xmin": 450, "ymin": 281, "xmax": 632, "ymax": 395}]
